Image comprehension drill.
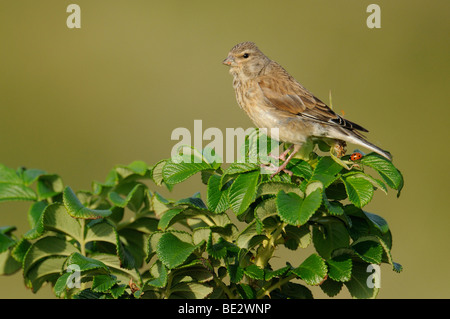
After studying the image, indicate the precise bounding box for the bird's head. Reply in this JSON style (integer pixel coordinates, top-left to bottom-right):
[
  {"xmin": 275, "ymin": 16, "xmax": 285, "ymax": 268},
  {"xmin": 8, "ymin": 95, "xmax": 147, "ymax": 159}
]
[{"xmin": 223, "ymin": 42, "xmax": 270, "ymax": 78}]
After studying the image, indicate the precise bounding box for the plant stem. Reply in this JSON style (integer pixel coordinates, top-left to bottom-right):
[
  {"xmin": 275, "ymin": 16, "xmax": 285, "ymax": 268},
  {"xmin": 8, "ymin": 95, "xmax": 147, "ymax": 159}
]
[
  {"xmin": 80, "ymin": 219, "xmax": 86, "ymax": 256},
  {"xmin": 255, "ymin": 223, "xmax": 285, "ymax": 268},
  {"xmin": 257, "ymin": 273, "xmax": 297, "ymax": 299}
]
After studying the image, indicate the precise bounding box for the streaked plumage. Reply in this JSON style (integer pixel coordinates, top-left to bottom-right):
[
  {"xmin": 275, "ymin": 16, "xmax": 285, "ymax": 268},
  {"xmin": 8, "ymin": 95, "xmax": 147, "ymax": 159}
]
[{"xmin": 223, "ymin": 42, "xmax": 391, "ymax": 174}]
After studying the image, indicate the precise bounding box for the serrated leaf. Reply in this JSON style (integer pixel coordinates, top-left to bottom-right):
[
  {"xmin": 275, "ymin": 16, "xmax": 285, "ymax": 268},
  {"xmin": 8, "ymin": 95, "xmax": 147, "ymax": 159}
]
[
  {"xmin": 320, "ymin": 278, "xmax": 343, "ymax": 297},
  {"xmin": 237, "ymin": 284, "xmax": 256, "ymax": 299},
  {"xmin": 157, "ymin": 208, "xmax": 185, "ymax": 230},
  {"xmin": 227, "ymin": 263, "xmax": 244, "ymax": 283},
  {"xmin": 92, "ymin": 274, "xmax": 117, "ymax": 292},
  {"xmin": 283, "ymin": 224, "xmax": 311, "ymax": 250},
  {"xmin": 169, "ymin": 281, "xmax": 213, "ymax": 299},
  {"xmin": 207, "ymin": 174, "xmax": 230, "ymax": 213},
  {"xmin": 244, "ymin": 264, "xmax": 265, "ymax": 280},
  {"xmin": 311, "ymin": 157, "xmax": 343, "ymax": 187},
  {"xmin": 342, "ymin": 175, "xmax": 374, "ymax": 208},
  {"xmin": 264, "ymin": 265, "xmax": 291, "ymax": 281},
  {"xmin": 110, "ymin": 284, "xmax": 127, "ymax": 299},
  {"xmin": 146, "ymin": 260, "xmax": 168, "ymax": 288},
  {"xmin": 327, "ymin": 255, "xmax": 352, "ymax": 282},
  {"xmin": 66, "ymin": 252, "xmax": 109, "ymax": 273},
  {"xmin": 256, "ymin": 181, "xmax": 303, "ymax": 198},
  {"xmin": 0, "ymin": 232, "xmax": 16, "ymax": 253},
  {"xmin": 92, "ymin": 253, "xmax": 140, "ymax": 283},
  {"xmin": 0, "ymin": 164, "xmax": 37, "ymax": 202},
  {"xmin": 108, "ymin": 183, "xmax": 146, "ymax": 211},
  {"xmin": 361, "ymin": 153, "xmax": 404, "ymax": 195},
  {"xmin": 39, "ymin": 203, "xmax": 82, "ymax": 242},
  {"xmin": 291, "ymin": 254, "xmax": 327, "ymax": 286},
  {"xmin": 235, "ymin": 221, "xmax": 267, "ymax": 250},
  {"xmin": 162, "ymin": 158, "xmax": 212, "ymax": 185},
  {"xmin": 344, "ymin": 262, "xmax": 379, "ymax": 299},
  {"xmin": 53, "ymin": 272, "xmax": 71, "ymax": 297},
  {"xmin": 23, "ymin": 236, "xmax": 78, "ymax": 278},
  {"xmin": 288, "ymin": 158, "xmax": 313, "ymax": 179},
  {"xmin": 0, "ymin": 250, "xmax": 21, "ymax": 275},
  {"xmin": 312, "ymin": 218, "xmax": 350, "ymax": 260},
  {"xmin": 36, "ymin": 174, "xmax": 64, "ymax": 199},
  {"xmin": 228, "ymin": 171, "xmax": 260, "ymax": 216},
  {"xmin": 63, "ymin": 186, "xmax": 112, "ymax": 219},
  {"xmin": 276, "ymin": 189, "xmax": 322, "ymax": 226},
  {"xmin": 26, "ymin": 256, "xmax": 67, "ymax": 293},
  {"xmin": 362, "ymin": 211, "xmax": 389, "ymax": 234},
  {"xmin": 352, "ymin": 239, "xmax": 383, "ymax": 264},
  {"xmin": 156, "ymin": 232, "xmax": 197, "ymax": 269}
]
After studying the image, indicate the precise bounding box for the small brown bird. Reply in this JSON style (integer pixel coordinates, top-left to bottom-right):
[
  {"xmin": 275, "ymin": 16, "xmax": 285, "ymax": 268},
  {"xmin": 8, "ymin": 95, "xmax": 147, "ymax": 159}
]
[{"xmin": 223, "ymin": 41, "xmax": 391, "ymax": 175}]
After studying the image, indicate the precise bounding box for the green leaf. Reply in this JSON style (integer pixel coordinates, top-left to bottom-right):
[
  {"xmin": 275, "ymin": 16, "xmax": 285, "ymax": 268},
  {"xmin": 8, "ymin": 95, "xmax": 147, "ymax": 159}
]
[
  {"xmin": 110, "ymin": 284, "xmax": 127, "ymax": 299},
  {"xmin": 92, "ymin": 275, "xmax": 117, "ymax": 293},
  {"xmin": 0, "ymin": 250, "xmax": 21, "ymax": 275},
  {"xmin": 283, "ymin": 225, "xmax": 311, "ymax": 250},
  {"xmin": 92, "ymin": 253, "xmax": 140, "ymax": 283},
  {"xmin": 108, "ymin": 183, "xmax": 146, "ymax": 211},
  {"xmin": 264, "ymin": 265, "xmax": 291, "ymax": 281},
  {"xmin": 362, "ymin": 211, "xmax": 389, "ymax": 234},
  {"xmin": 235, "ymin": 221, "xmax": 267, "ymax": 250},
  {"xmin": 361, "ymin": 153, "xmax": 404, "ymax": 195},
  {"xmin": 276, "ymin": 189, "xmax": 322, "ymax": 226},
  {"xmin": 228, "ymin": 171, "xmax": 260, "ymax": 216},
  {"xmin": 63, "ymin": 186, "xmax": 112, "ymax": 219},
  {"xmin": 169, "ymin": 282, "xmax": 213, "ymax": 299},
  {"xmin": 207, "ymin": 233, "xmax": 228, "ymax": 259},
  {"xmin": 344, "ymin": 262, "xmax": 379, "ymax": 299},
  {"xmin": 291, "ymin": 254, "xmax": 327, "ymax": 286},
  {"xmin": 342, "ymin": 175, "xmax": 374, "ymax": 208},
  {"xmin": 244, "ymin": 264, "xmax": 265, "ymax": 280},
  {"xmin": 53, "ymin": 272, "xmax": 71, "ymax": 297},
  {"xmin": 227, "ymin": 263, "xmax": 244, "ymax": 283},
  {"xmin": 146, "ymin": 260, "xmax": 168, "ymax": 288},
  {"xmin": 327, "ymin": 255, "xmax": 353, "ymax": 282},
  {"xmin": 0, "ymin": 232, "xmax": 16, "ymax": 253},
  {"xmin": 207, "ymin": 174, "xmax": 230, "ymax": 213},
  {"xmin": 36, "ymin": 174, "xmax": 64, "ymax": 199},
  {"xmin": 352, "ymin": 238, "xmax": 383, "ymax": 264},
  {"xmin": 157, "ymin": 208, "xmax": 185, "ymax": 230},
  {"xmin": 0, "ymin": 164, "xmax": 37, "ymax": 202},
  {"xmin": 40, "ymin": 203, "xmax": 82, "ymax": 242},
  {"xmin": 237, "ymin": 284, "xmax": 256, "ymax": 299},
  {"xmin": 23, "ymin": 236, "xmax": 78, "ymax": 281},
  {"xmin": 162, "ymin": 157, "xmax": 212, "ymax": 185},
  {"xmin": 274, "ymin": 282, "xmax": 313, "ymax": 299},
  {"xmin": 26, "ymin": 257, "xmax": 67, "ymax": 293},
  {"xmin": 311, "ymin": 157, "xmax": 343, "ymax": 187},
  {"xmin": 320, "ymin": 278, "xmax": 343, "ymax": 297},
  {"xmin": 66, "ymin": 252, "xmax": 109, "ymax": 273},
  {"xmin": 288, "ymin": 159, "xmax": 313, "ymax": 179},
  {"xmin": 312, "ymin": 217, "xmax": 350, "ymax": 259},
  {"xmin": 256, "ymin": 181, "xmax": 304, "ymax": 198},
  {"xmin": 156, "ymin": 232, "xmax": 197, "ymax": 269}
]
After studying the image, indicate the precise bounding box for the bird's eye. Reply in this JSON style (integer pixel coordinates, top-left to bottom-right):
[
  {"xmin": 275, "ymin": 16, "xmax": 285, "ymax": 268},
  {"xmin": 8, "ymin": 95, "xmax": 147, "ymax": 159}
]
[{"xmin": 243, "ymin": 53, "xmax": 249, "ymax": 58}]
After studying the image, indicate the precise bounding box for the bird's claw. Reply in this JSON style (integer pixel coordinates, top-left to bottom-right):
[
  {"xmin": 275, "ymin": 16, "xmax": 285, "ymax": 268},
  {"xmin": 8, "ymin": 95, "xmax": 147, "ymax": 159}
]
[{"xmin": 260, "ymin": 163, "xmax": 293, "ymax": 178}]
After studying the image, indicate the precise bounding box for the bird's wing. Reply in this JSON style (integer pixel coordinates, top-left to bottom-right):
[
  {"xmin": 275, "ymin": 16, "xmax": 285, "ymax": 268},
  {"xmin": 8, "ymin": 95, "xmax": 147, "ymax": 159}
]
[{"xmin": 257, "ymin": 65, "xmax": 368, "ymax": 133}]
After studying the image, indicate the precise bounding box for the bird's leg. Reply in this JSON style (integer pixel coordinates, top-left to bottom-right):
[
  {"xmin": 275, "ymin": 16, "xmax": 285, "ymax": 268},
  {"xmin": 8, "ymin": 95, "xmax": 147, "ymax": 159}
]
[
  {"xmin": 270, "ymin": 144, "xmax": 301, "ymax": 178},
  {"xmin": 268, "ymin": 144, "xmax": 293, "ymax": 161}
]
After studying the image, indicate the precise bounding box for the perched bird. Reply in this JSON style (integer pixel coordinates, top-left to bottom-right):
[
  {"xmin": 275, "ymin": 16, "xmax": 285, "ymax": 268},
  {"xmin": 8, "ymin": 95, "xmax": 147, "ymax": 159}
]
[{"xmin": 222, "ymin": 41, "xmax": 391, "ymax": 175}]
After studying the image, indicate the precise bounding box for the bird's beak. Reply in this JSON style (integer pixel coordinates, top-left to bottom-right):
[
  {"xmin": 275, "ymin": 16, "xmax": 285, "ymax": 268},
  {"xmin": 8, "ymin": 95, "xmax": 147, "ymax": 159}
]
[{"xmin": 222, "ymin": 56, "xmax": 234, "ymax": 66}]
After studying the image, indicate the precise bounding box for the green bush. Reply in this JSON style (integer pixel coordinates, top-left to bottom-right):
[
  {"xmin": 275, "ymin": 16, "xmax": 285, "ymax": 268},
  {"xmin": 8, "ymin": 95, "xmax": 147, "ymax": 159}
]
[{"xmin": 0, "ymin": 130, "xmax": 403, "ymax": 299}]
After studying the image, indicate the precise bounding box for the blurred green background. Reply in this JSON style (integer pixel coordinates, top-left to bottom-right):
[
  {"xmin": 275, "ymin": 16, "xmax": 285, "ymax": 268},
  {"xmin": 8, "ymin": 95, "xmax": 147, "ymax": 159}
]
[{"xmin": 0, "ymin": 0, "xmax": 448, "ymax": 298}]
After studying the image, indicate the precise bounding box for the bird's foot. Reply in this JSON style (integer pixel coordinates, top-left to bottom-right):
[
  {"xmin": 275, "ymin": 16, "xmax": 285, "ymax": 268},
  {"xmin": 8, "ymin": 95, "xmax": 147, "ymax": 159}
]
[
  {"xmin": 269, "ymin": 145, "xmax": 294, "ymax": 162},
  {"xmin": 260, "ymin": 163, "xmax": 293, "ymax": 178}
]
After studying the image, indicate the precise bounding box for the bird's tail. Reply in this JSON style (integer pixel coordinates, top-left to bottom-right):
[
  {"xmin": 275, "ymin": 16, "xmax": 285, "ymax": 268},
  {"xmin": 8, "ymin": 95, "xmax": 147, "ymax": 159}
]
[{"xmin": 345, "ymin": 131, "xmax": 392, "ymax": 161}]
